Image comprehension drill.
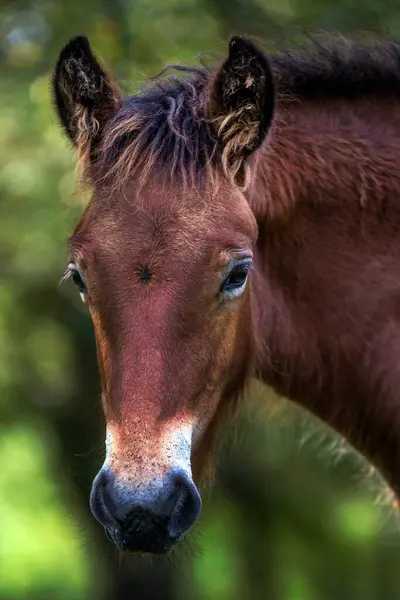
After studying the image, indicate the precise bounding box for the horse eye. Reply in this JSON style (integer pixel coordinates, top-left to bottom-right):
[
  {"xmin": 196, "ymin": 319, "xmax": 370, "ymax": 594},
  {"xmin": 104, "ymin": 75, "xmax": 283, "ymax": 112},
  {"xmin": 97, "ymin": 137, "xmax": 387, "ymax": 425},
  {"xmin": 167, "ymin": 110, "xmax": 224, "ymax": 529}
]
[
  {"xmin": 71, "ymin": 268, "xmax": 86, "ymax": 294},
  {"xmin": 221, "ymin": 260, "xmax": 252, "ymax": 297}
]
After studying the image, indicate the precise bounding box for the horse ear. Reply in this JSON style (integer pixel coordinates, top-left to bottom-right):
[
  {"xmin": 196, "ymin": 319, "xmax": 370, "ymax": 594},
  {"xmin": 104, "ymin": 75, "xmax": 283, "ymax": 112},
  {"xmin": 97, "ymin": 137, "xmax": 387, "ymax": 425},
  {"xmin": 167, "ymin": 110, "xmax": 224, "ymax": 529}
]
[
  {"xmin": 209, "ymin": 36, "xmax": 275, "ymax": 182},
  {"xmin": 52, "ymin": 36, "xmax": 121, "ymax": 163}
]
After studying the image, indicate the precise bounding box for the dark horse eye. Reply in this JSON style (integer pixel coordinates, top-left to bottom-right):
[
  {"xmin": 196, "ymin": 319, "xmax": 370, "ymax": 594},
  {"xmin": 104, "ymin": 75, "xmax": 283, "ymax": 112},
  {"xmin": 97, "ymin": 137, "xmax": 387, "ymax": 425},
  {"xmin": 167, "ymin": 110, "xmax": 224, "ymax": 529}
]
[
  {"xmin": 71, "ymin": 269, "xmax": 86, "ymax": 294},
  {"xmin": 221, "ymin": 260, "xmax": 252, "ymax": 296}
]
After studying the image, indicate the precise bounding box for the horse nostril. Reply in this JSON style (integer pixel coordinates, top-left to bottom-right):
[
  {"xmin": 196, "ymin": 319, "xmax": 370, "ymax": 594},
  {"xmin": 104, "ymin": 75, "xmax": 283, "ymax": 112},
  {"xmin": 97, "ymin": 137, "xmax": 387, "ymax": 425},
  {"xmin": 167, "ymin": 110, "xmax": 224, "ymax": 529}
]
[
  {"xmin": 168, "ymin": 472, "xmax": 202, "ymax": 538},
  {"xmin": 90, "ymin": 468, "xmax": 119, "ymax": 532}
]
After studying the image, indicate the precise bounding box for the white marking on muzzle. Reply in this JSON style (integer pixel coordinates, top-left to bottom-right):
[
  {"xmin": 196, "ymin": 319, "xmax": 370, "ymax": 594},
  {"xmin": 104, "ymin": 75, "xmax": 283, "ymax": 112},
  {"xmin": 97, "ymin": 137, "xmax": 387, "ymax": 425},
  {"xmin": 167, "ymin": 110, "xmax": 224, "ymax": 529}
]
[
  {"xmin": 160, "ymin": 421, "xmax": 194, "ymax": 477},
  {"xmin": 104, "ymin": 428, "xmax": 115, "ymax": 467},
  {"xmin": 100, "ymin": 420, "xmax": 195, "ymax": 504}
]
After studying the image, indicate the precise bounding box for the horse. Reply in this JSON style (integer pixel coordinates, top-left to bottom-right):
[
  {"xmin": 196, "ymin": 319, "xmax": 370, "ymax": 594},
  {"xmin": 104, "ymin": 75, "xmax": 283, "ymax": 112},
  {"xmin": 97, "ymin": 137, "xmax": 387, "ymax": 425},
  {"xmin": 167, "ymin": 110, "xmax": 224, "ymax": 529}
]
[{"xmin": 53, "ymin": 33, "xmax": 400, "ymax": 554}]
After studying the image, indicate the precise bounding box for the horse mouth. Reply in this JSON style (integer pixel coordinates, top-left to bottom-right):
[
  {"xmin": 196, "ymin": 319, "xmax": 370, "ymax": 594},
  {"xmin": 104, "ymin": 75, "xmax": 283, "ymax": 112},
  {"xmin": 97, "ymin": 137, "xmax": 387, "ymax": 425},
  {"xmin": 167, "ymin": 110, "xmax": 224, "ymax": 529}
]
[{"xmin": 103, "ymin": 518, "xmax": 180, "ymax": 554}]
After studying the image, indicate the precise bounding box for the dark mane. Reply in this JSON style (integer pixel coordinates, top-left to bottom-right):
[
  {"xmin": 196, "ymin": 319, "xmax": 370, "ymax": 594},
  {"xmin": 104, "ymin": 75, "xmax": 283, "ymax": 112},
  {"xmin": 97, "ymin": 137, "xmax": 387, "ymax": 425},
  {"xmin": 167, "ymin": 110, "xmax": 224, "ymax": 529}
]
[
  {"xmin": 95, "ymin": 35, "xmax": 400, "ymax": 189},
  {"xmin": 96, "ymin": 68, "xmax": 218, "ymax": 189},
  {"xmin": 271, "ymin": 35, "xmax": 400, "ymax": 99}
]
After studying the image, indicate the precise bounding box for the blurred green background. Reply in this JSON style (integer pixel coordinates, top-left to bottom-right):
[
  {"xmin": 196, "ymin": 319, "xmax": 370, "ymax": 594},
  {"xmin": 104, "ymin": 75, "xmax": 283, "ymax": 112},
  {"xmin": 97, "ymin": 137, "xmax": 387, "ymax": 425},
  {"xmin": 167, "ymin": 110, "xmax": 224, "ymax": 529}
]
[{"xmin": 2, "ymin": 1, "xmax": 400, "ymax": 599}]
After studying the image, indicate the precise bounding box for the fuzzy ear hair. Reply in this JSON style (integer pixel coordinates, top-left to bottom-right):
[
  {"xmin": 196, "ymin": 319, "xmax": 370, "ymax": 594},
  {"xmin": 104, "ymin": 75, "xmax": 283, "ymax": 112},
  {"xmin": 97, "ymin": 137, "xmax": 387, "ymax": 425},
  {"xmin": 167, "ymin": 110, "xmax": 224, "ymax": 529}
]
[
  {"xmin": 209, "ymin": 36, "xmax": 275, "ymax": 182},
  {"xmin": 52, "ymin": 36, "xmax": 121, "ymax": 163}
]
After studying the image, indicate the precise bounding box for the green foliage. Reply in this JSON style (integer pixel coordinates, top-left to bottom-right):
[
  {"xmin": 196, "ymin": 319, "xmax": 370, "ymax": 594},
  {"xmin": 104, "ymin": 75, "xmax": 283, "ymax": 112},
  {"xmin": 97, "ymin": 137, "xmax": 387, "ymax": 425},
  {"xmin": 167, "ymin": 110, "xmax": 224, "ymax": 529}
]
[
  {"xmin": 0, "ymin": 426, "xmax": 97, "ymax": 599},
  {"xmin": 1, "ymin": 1, "xmax": 400, "ymax": 598}
]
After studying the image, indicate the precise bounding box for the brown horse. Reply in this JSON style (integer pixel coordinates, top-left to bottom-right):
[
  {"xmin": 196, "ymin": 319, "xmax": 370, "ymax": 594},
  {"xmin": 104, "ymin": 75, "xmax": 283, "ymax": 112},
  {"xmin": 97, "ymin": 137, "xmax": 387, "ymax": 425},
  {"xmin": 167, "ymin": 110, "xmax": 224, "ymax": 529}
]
[{"xmin": 53, "ymin": 33, "xmax": 400, "ymax": 554}]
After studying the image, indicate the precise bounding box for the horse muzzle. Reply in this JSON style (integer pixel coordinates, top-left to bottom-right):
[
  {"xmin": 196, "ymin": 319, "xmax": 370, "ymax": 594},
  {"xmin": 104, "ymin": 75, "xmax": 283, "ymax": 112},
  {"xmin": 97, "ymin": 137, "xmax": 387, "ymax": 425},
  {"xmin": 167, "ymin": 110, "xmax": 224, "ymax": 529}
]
[{"xmin": 90, "ymin": 466, "xmax": 202, "ymax": 553}]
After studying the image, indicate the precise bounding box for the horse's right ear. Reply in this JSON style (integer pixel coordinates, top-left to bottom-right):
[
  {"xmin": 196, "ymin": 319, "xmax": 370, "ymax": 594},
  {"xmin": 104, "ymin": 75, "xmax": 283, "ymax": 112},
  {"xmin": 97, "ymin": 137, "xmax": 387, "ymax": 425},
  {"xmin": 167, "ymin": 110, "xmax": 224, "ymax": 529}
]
[{"xmin": 52, "ymin": 36, "xmax": 121, "ymax": 163}]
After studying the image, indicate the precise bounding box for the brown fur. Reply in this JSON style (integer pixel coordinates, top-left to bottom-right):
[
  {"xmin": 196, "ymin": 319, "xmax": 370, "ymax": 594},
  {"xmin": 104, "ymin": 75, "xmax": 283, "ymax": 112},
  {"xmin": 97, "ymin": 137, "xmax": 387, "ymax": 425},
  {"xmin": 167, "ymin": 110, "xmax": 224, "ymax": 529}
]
[{"xmin": 58, "ymin": 34, "xmax": 400, "ymax": 505}]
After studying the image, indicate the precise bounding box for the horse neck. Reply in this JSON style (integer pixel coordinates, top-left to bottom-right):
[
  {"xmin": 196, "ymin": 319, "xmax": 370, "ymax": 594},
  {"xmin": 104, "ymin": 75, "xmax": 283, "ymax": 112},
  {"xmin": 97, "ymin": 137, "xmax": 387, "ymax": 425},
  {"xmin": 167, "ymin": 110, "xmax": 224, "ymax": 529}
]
[
  {"xmin": 248, "ymin": 96, "xmax": 400, "ymax": 221},
  {"xmin": 245, "ymin": 96, "xmax": 400, "ymax": 494},
  {"xmin": 247, "ymin": 95, "xmax": 400, "ymax": 370}
]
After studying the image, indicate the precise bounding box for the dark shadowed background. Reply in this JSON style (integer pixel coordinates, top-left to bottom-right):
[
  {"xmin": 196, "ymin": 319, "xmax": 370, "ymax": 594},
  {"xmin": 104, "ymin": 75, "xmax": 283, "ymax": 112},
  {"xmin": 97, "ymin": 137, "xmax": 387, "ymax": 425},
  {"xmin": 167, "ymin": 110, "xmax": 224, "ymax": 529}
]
[{"xmin": 2, "ymin": 1, "xmax": 400, "ymax": 599}]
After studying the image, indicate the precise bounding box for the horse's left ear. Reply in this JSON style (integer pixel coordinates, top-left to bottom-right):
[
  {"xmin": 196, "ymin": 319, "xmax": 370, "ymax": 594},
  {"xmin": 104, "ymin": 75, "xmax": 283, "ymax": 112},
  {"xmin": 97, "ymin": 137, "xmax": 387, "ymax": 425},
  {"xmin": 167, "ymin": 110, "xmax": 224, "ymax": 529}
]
[
  {"xmin": 52, "ymin": 36, "xmax": 122, "ymax": 163},
  {"xmin": 209, "ymin": 36, "xmax": 275, "ymax": 181}
]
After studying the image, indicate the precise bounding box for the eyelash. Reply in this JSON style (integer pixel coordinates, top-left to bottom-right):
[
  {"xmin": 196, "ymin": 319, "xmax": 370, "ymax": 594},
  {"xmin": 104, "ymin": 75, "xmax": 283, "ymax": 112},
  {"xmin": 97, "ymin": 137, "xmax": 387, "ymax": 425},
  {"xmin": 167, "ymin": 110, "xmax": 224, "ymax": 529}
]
[
  {"xmin": 61, "ymin": 266, "xmax": 87, "ymax": 294},
  {"xmin": 60, "ymin": 267, "xmax": 74, "ymax": 285}
]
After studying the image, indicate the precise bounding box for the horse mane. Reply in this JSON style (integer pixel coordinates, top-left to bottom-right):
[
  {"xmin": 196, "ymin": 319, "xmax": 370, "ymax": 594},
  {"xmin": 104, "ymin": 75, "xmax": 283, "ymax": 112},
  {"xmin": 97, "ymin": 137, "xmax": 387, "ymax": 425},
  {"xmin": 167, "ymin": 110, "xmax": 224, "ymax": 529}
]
[
  {"xmin": 270, "ymin": 35, "xmax": 400, "ymax": 99},
  {"xmin": 95, "ymin": 67, "xmax": 217, "ymax": 190},
  {"xmin": 93, "ymin": 34, "xmax": 400, "ymax": 191}
]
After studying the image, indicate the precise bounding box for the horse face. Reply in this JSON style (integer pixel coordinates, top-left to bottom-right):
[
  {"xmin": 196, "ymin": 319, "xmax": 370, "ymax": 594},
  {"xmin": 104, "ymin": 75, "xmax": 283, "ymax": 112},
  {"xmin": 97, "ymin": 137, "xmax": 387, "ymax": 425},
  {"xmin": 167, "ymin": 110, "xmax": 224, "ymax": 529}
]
[
  {"xmin": 54, "ymin": 34, "xmax": 274, "ymax": 553},
  {"xmin": 67, "ymin": 181, "xmax": 257, "ymax": 552}
]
